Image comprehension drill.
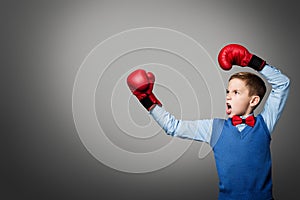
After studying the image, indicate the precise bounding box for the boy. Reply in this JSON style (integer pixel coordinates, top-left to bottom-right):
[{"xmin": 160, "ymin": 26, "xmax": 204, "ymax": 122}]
[{"xmin": 127, "ymin": 44, "xmax": 290, "ymax": 199}]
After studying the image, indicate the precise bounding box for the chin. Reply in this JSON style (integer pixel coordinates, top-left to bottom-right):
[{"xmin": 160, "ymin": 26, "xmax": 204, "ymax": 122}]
[
  {"xmin": 227, "ymin": 114, "xmax": 234, "ymax": 118},
  {"xmin": 226, "ymin": 110, "xmax": 233, "ymax": 118}
]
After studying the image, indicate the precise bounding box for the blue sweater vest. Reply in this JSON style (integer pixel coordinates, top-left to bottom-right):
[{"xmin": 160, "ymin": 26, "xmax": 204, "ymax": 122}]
[{"xmin": 211, "ymin": 114, "xmax": 273, "ymax": 200}]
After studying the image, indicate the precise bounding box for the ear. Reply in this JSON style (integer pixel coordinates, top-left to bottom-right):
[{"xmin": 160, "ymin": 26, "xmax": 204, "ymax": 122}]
[{"xmin": 250, "ymin": 95, "xmax": 260, "ymax": 108}]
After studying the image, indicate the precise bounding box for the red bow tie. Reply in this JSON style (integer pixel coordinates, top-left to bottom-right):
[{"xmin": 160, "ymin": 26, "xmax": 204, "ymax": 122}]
[{"xmin": 232, "ymin": 115, "xmax": 255, "ymax": 127}]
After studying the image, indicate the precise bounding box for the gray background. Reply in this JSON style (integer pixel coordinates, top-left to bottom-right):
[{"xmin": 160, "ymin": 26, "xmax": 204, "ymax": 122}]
[{"xmin": 2, "ymin": 0, "xmax": 299, "ymax": 199}]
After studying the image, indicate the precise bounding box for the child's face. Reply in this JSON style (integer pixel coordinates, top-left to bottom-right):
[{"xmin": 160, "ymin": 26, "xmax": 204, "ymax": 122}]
[{"xmin": 226, "ymin": 78, "xmax": 255, "ymax": 118}]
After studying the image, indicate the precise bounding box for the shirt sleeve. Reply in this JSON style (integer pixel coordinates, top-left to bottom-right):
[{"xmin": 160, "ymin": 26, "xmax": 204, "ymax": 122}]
[
  {"xmin": 150, "ymin": 105, "xmax": 213, "ymax": 143},
  {"xmin": 259, "ymin": 65, "xmax": 290, "ymax": 134}
]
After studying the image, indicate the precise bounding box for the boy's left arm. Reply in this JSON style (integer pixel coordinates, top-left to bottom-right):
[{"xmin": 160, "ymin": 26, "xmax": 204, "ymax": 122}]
[
  {"xmin": 259, "ymin": 65, "xmax": 290, "ymax": 134},
  {"xmin": 218, "ymin": 44, "xmax": 290, "ymax": 134}
]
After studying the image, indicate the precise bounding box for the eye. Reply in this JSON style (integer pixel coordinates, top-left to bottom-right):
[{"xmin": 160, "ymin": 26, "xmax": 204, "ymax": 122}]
[
  {"xmin": 226, "ymin": 89, "xmax": 229, "ymax": 94},
  {"xmin": 234, "ymin": 90, "xmax": 239, "ymax": 95}
]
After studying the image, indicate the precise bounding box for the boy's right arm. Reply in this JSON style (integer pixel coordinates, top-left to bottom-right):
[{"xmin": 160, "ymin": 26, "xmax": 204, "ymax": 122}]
[
  {"xmin": 150, "ymin": 105, "xmax": 213, "ymax": 143},
  {"xmin": 127, "ymin": 69, "xmax": 213, "ymax": 143}
]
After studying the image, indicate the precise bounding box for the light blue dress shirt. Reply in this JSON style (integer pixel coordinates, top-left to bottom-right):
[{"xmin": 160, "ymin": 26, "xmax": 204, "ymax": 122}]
[{"xmin": 150, "ymin": 65, "xmax": 290, "ymax": 143}]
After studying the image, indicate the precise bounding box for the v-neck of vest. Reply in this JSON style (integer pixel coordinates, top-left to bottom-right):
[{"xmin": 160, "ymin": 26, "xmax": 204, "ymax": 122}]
[{"xmin": 228, "ymin": 118, "xmax": 254, "ymax": 139}]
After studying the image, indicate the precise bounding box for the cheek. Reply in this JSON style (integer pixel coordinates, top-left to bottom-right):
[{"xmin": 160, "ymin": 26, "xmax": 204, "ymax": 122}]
[{"xmin": 233, "ymin": 97, "xmax": 249, "ymax": 109}]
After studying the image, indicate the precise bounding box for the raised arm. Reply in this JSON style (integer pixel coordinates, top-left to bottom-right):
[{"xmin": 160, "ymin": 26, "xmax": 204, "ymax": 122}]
[
  {"xmin": 150, "ymin": 105, "xmax": 213, "ymax": 143},
  {"xmin": 259, "ymin": 65, "xmax": 290, "ymax": 134},
  {"xmin": 126, "ymin": 69, "xmax": 213, "ymax": 143},
  {"xmin": 217, "ymin": 43, "xmax": 290, "ymax": 134}
]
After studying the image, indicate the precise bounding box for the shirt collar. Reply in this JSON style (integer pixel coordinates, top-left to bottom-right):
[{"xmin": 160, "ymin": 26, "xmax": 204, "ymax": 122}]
[{"xmin": 239, "ymin": 113, "xmax": 254, "ymax": 119}]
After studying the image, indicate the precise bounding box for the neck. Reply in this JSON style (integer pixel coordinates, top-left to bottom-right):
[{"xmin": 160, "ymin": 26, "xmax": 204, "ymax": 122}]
[
  {"xmin": 240, "ymin": 113, "xmax": 254, "ymax": 118},
  {"xmin": 229, "ymin": 112, "xmax": 254, "ymax": 119}
]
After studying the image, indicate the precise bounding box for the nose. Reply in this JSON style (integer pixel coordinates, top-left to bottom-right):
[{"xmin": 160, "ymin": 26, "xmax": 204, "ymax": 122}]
[{"xmin": 226, "ymin": 93, "xmax": 231, "ymax": 100}]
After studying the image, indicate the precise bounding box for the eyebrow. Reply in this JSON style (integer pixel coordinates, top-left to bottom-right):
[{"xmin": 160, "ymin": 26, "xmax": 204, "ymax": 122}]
[{"xmin": 226, "ymin": 89, "xmax": 241, "ymax": 92}]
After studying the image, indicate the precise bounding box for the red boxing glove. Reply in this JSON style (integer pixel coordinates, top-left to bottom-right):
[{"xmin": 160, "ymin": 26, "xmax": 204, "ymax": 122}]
[
  {"xmin": 218, "ymin": 44, "xmax": 266, "ymax": 71},
  {"xmin": 127, "ymin": 69, "xmax": 162, "ymax": 111}
]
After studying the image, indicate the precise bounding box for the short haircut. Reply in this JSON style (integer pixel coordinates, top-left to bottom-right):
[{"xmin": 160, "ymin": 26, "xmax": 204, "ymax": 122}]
[{"xmin": 229, "ymin": 72, "xmax": 267, "ymax": 107}]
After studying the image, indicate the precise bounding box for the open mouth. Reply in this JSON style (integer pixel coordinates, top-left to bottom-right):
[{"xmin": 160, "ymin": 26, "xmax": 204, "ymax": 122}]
[{"xmin": 226, "ymin": 103, "xmax": 232, "ymax": 115}]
